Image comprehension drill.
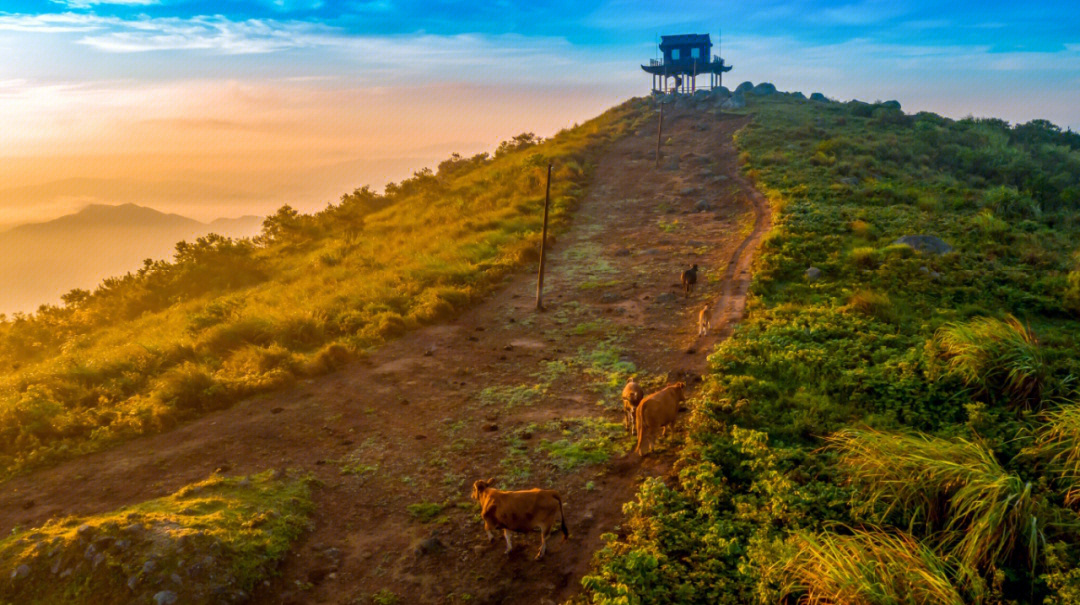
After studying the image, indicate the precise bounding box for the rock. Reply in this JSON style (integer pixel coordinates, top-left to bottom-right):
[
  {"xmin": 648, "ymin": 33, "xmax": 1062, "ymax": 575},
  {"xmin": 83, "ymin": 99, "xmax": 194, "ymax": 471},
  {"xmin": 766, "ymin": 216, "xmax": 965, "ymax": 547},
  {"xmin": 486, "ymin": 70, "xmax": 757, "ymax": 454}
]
[
  {"xmin": 805, "ymin": 266, "xmax": 822, "ymax": 282},
  {"xmin": 721, "ymin": 93, "xmax": 746, "ymax": 110},
  {"xmin": 751, "ymin": 82, "xmax": 777, "ymax": 96},
  {"xmin": 613, "ymin": 248, "xmax": 631, "ymax": 257},
  {"xmin": 76, "ymin": 524, "xmax": 94, "ymax": 539},
  {"xmin": 810, "ymin": 92, "xmax": 828, "ymax": 102},
  {"xmin": 153, "ymin": 591, "xmax": 179, "ymax": 605},
  {"xmin": 893, "ymin": 235, "xmax": 952, "ymax": 255},
  {"xmin": 882, "ymin": 99, "xmax": 901, "ymax": 110},
  {"xmin": 678, "ymin": 186, "xmax": 698, "ymax": 196},
  {"xmin": 482, "ymin": 423, "xmax": 498, "ymax": 432},
  {"xmin": 142, "ymin": 560, "xmax": 157, "ymax": 574},
  {"xmin": 127, "ymin": 575, "xmax": 139, "ymax": 590},
  {"xmin": 694, "ymin": 200, "xmax": 712, "ymax": 212},
  {"xmin": 270, "ymin": 407, "xmax": 284, "ymax": 414},
  {"xmin": 93, "ymin": 553, "xmax": 106, "ymax": 569},
  {"xmin": 171, "ymin": 572, "xmax": 183, "ymax": 585},
  {"xmin": 12, "ymin": 564, "xmax": 30, "ymax": 579},
  {"xmin": 600, "ymin": 292, "xmax": 622, "ymax": 304},
  {"xmin": 662, "ymin": 159, "xmax": 680, "ymax": 171},
  {"xmin": 791, "ymin": 91, "xmax": 807, "ymax": 100},
  {"xmin": 839, "ymin": 177, "xmax": 860, "ymax": 186},
  {"xmin": 656, "ymin": 292, "xmax": 678, "ymax": 303},
  {"xmin": 693, "ymin": 89, "xmax": 709, "ymax": 99},
  {"xmin": 415, "ymin": 536, "xmax": 444, "ymax": 556},
  {"xmin": 735, "ymin": 81, "xmax": 754, "ymax": 94}
]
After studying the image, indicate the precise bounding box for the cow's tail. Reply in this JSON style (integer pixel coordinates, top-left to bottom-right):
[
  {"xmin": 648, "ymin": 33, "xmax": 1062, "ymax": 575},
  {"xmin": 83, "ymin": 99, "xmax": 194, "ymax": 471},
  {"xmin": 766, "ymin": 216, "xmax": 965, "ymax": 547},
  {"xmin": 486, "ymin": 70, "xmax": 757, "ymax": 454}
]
[{"xmin": 557, "ymin": 495, "xmax": 569, "ymax": 541}]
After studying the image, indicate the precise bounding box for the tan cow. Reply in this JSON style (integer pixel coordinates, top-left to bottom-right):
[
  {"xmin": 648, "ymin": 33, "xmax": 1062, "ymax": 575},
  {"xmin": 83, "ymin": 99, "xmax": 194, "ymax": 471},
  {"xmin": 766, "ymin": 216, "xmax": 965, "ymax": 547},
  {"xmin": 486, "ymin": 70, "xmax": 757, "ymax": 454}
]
[
  {"xmin": 635, "ymin": 382, "xmax": 686, "ymax": 456},
  {"xmin": 471, "ymin": 479, "xmax": 568, "ymax": 560},
  {"xmin": 621, "ymin": 377, "xmax": 645, "ymax": 435}
]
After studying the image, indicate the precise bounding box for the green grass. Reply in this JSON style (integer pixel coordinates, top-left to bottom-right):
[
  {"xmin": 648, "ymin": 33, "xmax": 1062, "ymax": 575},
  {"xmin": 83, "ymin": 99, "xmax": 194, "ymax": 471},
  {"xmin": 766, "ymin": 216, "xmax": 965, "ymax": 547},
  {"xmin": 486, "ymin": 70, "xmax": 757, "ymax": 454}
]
[
  {"xmin": 539, "ymin": 417, "xmax": 628, "ymax": 471},
  {"xmin": 0, "ymin": 471, "xmax": 313, "ymax": 604},
  {"xmin": 580, "ymin": 91, "xmax": 1080, "ymax": 603}
]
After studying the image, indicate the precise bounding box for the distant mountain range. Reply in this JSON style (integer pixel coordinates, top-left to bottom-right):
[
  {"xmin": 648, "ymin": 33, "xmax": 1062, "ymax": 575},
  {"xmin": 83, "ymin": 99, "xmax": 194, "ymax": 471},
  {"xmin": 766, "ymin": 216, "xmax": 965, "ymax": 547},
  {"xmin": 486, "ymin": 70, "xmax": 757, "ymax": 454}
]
[{"xmin": 0, "ymin": 204, "xmax": 262, "ymax": 315}]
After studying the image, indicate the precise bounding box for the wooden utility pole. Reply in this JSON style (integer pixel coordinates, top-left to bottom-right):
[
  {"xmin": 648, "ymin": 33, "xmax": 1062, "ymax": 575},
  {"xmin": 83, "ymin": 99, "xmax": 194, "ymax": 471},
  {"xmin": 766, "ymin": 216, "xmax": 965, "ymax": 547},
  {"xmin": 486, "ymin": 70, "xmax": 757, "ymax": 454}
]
[
  {"xmin": 655, "ymin": 100, "xmax": 664, "ymax": 168},
  {"xmin": 535, "ymin": 162, "xmax": 553, "ymax": 311}
]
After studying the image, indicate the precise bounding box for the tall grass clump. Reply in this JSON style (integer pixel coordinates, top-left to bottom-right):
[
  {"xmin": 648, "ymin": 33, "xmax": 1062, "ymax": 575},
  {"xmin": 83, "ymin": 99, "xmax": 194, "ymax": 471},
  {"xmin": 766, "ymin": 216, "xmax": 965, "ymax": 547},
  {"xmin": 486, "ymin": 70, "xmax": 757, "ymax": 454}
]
[
  {"xmin": 1025, "ymin": 404, "xmax": 1080, "ymax": 506},
  {"xmin": 829, "ymin": 428, "xmax": 1042, "ymax": 569},
  {"xmin": 933, "ymin": 315, "xmax": 1047, "ymax": 408},
  {"xmin": 781, "ymin": 528, "xmax": 976, "ymax": 605}
]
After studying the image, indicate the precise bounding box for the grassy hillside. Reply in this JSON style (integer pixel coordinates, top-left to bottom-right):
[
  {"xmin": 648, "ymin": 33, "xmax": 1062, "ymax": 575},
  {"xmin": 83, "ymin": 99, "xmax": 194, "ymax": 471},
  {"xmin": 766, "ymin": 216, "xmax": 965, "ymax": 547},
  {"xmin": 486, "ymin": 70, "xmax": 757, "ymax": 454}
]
[
  {"xmin": 0, "ymin": 471, "xmax": 313, "ymax": 604},
  {"xmin": 580, "ymin": 92, "xmax": 1080, "ymax": 603},
  {"xmin": 0, "ymin": 100, "xmax": 649, "ymax": 480}
]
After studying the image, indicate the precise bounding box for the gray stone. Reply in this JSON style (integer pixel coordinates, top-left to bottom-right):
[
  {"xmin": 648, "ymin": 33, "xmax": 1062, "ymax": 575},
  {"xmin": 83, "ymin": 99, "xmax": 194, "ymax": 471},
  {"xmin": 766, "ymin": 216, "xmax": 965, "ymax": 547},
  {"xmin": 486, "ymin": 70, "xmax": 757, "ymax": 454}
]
[
  {"xmin": 791, "ymin": 91, "xmax": 807, "ymax": 100},
  {"xmin": 76, "ymin": 524, "xmax": 94, "ymax": 539},
  {"xmin": 600, "ymin": 292, "xmax": 622, "ymax": 304},
  {"xmin": 805, "ymin": 266, "xmax": 822, "ymax": 282},
  {"xmin": 678, "ymin": 186, "xmax": 699, "ymax": 196},
  {"xmin": 735, "ymin": 81, "xmax": 754, "ymax": 94},
  {"xmin": 93, "ymin": 553, "xmax": 106, "ymax": 569},
  {"xmin": 810, "ymin": 92, "xmax": 828, "ymax": 103},
  {"xmin": 127, "ymin": 575, "xmax": 139, "ymax": 590},
  {"xmin": 171, "ymin": 572, "xmax": 183, "ymax": 585},
  {"xmin": 694, "ymin": 200, "xmax": 713, "ymax": 212},
  {"xmin": 154, "ymin": 591, "xmax": 179, "ymax": 605},
  {"xmin": 721, "ymin": 93, "xmax": 746, "ymax": 110},
  {"xmin": 893, "ymin": 235, "xmax": 952, "ymax": 255},
  {"xmin": 656, "ymin": 292, "xmax": 678, "ymax": 303},
  {"xmin": 142, "ymin": 560, "xmax": 157, "ymax": 574},
  {"xmin": 415, "ymin": 536, "xmax": 444, "ymax": 555},
  {"xmin": 12, "ymin": 564, "xmax": 30, "ymax": 579},
  {"xmin": 751, "ymin": 82, "xmax": 777, "ymax": 96},
  {"xmin": 613, "ymin": 248, "xmax": 631, "ymax": 257}
]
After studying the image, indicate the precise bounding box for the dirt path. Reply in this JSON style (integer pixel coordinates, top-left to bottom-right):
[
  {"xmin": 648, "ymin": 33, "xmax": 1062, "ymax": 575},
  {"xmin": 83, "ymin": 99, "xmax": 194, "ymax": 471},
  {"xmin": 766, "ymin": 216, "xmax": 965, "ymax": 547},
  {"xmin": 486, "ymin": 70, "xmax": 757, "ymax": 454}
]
[{"xmin": 0, "ymin": 106, "xmax": 770, "ymax": 604}]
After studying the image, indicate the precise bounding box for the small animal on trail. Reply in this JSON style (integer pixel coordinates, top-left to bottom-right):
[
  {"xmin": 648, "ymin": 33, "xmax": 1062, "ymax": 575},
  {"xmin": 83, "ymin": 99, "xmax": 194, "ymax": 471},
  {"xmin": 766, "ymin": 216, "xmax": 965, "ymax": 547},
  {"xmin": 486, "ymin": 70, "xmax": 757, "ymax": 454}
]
[
  {"xmin": 681, "ymin": 264, "xmax": 698, "ymax": 297},
  {"xmin": 635, "ymin": 382, "xmax": 687, "ymax": 456},
  {"xmin": 621, "ymin": 377, "xmax": 645, "ymax": 435},
  {"xmin": 471, "ymin": 479, "xmax": 568, "ymax": 560},
  {"xmin": 698, "ymin": 304, "xmax": 712, "ymax": 336}
]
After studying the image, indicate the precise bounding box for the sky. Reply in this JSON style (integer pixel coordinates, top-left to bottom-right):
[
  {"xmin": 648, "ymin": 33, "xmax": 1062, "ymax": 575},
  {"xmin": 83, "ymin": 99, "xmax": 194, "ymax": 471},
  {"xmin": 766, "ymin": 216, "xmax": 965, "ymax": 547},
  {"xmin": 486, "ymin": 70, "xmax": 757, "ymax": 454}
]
[{"xmin": 1, "ymin": 0, "xmax": 1078, "ymax": 225}]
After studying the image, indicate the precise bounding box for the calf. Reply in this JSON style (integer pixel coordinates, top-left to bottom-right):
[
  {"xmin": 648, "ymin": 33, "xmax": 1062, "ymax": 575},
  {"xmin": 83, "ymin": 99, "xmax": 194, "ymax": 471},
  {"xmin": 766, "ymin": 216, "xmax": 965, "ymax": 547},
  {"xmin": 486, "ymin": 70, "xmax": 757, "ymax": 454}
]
[
  {"xmin": 681, "ymin": 264, "xmax": 698, "ymax": 298},
  {"xmin": 635, "ymin": 382, "xmax": 686, "ymax": 456},
  {"xmin": 471, "ymin": 479, "xmax": 568, "ymax": 560},
  {"xmin": 621, "ymin": 377, "xmax": 645, "ymax": 435},
  {"xmin": 698, "ymin": 304, "xmax": 712, "ymax": 336}
]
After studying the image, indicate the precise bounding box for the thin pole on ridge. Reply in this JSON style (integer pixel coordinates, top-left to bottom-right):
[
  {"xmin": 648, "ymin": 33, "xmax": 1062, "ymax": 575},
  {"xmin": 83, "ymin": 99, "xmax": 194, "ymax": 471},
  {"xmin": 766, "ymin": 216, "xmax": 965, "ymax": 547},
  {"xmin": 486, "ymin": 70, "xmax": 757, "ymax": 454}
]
[
  {"xmin": 655, "ymin": 99, "xmax": 664, "ymax": 168},
  {"xmin": 535, "ymin": 162, "xmax": 553, "ymax": 312}
]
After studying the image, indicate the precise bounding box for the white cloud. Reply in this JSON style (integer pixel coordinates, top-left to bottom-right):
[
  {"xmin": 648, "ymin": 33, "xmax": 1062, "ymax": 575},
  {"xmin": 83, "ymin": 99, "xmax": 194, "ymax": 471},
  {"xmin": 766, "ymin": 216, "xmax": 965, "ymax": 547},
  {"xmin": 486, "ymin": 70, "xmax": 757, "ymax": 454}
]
[{"xmin": 51, "ymin": 0, "xmax": 157, "ymax": 8}]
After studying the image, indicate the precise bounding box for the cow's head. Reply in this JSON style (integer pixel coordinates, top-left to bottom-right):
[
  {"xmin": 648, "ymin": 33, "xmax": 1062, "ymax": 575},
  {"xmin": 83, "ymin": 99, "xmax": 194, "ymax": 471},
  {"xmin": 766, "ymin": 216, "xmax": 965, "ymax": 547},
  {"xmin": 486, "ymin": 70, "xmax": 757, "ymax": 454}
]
[
  {"xmin": 671, "ymin": 381, "xmax": 686, "ymax": 401},
  {"xmin": 471, "ymin": 478, "xmax": 495, "ymax": 500}
]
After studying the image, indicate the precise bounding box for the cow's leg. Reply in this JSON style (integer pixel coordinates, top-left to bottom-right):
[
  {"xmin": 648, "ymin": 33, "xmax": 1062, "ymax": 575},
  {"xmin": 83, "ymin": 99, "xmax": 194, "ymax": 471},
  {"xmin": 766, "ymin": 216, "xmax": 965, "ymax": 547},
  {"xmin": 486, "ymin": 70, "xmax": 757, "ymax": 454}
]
[
  {"xmin": 486, "ymin": 529, "xmax": 494, "ymax": 542},
  {"xmin": 623, "ymin": 405, "xmax": 631, "ymax": 433},
  {"xmin": 503, "ymin": 529, "xmax": 513, "ymax": 554},
  {"xmin": 536, "ymin": 525, "xmax": 549, "ymax": 560}
]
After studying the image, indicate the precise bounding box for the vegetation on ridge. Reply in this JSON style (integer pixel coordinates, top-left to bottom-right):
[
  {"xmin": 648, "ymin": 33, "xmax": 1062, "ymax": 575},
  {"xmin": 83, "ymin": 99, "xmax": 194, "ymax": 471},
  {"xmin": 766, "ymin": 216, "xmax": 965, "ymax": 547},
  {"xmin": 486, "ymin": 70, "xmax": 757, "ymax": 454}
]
[
  {"xmin": 0, "ymin": 99, "xmax": 649, "ymax": 480},
  {"xmin": 580, "ymin": 92, "xmax": 1080, "ymax": 603}
]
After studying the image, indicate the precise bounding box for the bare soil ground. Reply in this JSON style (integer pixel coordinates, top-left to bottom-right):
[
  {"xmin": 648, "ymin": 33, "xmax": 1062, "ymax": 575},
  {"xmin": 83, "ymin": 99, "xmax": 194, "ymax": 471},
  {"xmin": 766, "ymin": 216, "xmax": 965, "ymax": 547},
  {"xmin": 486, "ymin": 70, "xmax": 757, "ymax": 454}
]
[{"xmin": 0, "ymin": 106, "xmax": 770, "ymax": 604}]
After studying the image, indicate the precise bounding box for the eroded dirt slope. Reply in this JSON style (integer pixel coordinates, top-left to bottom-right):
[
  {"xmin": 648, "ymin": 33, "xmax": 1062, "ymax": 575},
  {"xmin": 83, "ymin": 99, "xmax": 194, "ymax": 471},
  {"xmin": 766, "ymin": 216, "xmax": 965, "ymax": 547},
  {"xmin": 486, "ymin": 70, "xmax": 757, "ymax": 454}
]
[{"xmin": 0, "ymin": 104, "xmax": 770, "ymax": 604}]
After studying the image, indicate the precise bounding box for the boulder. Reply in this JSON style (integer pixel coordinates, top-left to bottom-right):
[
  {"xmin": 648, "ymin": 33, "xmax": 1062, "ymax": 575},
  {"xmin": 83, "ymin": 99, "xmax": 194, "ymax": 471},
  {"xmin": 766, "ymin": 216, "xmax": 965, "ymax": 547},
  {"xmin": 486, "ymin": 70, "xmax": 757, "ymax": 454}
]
[
  {"xmin": 655, "ymin": 292, "xmax": 678, "ymax": 303},
  {"xmin": 805, "ymin": 266, "xmax": 822, "ymax": 282},
  {"xmin": 153, "ymin": 591, "xmax": 178, "ymax": 605},
  {"xmin": 721, "ymin": 93, "xmax": 746, "ymax": 110},
  {"xmin": 790, "ymin": 91, "xmax": 807, "ymax": 100},
  {"xmin": 893, "ymin": 235, "xmax": 952, "ymax": 255},
  {"xmin": 735, "ymin": 81, "xmax": 754, "ymax": 94},
  {"xmin": 810, "ymin": 92, "xmax": 828, "ymax": 103},
  {"xmin": 694, "ymin": 200, "xmax": 713, "ymax": 212},
  {"xmin": 751, "ymin": 82, "xmax": 777, "ymax": 96},
  {"xmin": 881, "ymin": 99, "xmax": 901, "ymax": 110}
]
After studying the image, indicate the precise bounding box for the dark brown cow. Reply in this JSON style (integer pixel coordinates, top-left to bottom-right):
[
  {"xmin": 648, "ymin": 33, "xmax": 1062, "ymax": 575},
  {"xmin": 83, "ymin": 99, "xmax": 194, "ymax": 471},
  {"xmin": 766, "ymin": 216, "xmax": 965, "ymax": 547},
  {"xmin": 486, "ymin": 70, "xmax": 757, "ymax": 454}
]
[
  {"xmin": 621, "ymin": 377, "xmax": 645, "ymax": 435},
  {"xmin": 471, "ymin": 479, "xmax": 568, "ymax": 560},
  {"xmin": 635, "ymin": 382, "xmax": 686, "ymax": 456},
  {"xmin": 681, "ymin": 264, "xmax": 698, "ymax": 297}
]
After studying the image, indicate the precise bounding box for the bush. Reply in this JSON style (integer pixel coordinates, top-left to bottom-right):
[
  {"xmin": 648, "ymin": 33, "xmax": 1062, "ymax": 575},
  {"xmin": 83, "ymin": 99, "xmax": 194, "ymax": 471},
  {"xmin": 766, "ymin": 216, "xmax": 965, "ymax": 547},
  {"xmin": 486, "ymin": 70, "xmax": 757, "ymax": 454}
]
[{"xmin": 933, "ymin": 315, "xmax": 1047, "ymax": 408}]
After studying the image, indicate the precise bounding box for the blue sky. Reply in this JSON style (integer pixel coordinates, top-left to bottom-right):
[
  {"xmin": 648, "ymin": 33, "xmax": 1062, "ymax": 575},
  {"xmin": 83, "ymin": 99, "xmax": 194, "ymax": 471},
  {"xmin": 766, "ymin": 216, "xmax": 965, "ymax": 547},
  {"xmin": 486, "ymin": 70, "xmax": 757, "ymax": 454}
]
[{"xmin": 0, "ymin": 0, "xmax": 1077, "ymax": 222}]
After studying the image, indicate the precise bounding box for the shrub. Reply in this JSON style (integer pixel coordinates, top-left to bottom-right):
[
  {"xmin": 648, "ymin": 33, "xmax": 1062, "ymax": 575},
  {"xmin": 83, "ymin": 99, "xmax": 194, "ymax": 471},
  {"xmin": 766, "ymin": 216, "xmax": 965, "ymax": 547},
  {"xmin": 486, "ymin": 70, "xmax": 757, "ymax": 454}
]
[
  {"xmin": 850, "ymin": 247, "xmax": 880, "ymax": 269},
  {"xmin": 983, "ymin": 186, "xmax": 1041, "ymax": 220},
  {"xmin": 780, "ymin": 528, "xmax": 974, "ymax": 605},
  {"xmin": 933, "ymin": 315, "xmax": 1047, "ymax": 408},
  {"xmin": 844, "ymin": 290, "xmax": 892, "ymax": 321}
]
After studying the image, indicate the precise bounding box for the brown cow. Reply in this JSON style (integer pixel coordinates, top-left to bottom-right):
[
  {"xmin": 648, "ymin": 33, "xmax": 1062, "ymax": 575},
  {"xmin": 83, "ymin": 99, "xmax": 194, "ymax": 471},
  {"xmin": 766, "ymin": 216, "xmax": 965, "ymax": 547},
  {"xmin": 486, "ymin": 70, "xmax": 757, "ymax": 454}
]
[
  {"xmin": 621, "ymin": 377, "xmax": 645, "ymax": 435},
  {"xmin": 635, "ymin": 382, "xmax": 686, "ymax": 456},
  {"xmin": 471, "ymin": 479, "xmax": 568, "ymax": 560}
]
